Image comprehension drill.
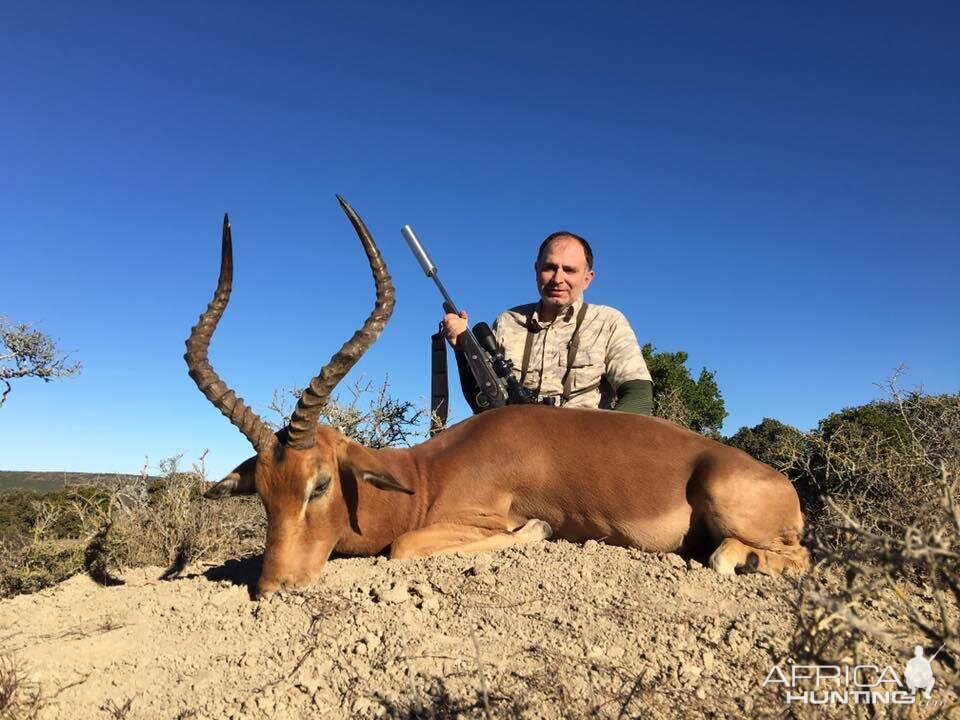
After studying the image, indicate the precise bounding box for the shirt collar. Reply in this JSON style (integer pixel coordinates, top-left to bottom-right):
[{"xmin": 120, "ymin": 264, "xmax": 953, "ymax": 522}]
[{"xmin": 530, "ymin": 296, "xmax": 584, "ymax": 329}]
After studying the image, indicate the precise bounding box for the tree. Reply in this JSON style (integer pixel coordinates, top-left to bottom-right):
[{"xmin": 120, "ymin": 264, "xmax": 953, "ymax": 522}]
[
  {"xmin": 0, "ymin": 316, "xmax": 81, "ymax": 408},
  {"xmin": 725, "ymin": 418, "xmax": 806, "ymax": 474},
  {"xmin": 641, "ymin": 343, "xmax": 726, "ymax": 434}
]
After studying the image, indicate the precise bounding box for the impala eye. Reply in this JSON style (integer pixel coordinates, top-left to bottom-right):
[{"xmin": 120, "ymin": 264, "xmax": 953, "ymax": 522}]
[{"xmin": 308, "ymin": 475, "xmax": 331, "ymax": 502}]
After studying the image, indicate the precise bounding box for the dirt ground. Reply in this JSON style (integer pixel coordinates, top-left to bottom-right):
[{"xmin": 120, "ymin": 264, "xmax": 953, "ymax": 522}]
[{"xmin": 1, "ymin": 541, "xmax": 956, "ymax": 719}]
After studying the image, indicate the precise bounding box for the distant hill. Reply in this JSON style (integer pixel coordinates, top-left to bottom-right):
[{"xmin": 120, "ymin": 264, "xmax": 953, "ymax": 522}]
[{"xmin": 0, "ymin": 470, "xmax": 158, "ymax": 493}]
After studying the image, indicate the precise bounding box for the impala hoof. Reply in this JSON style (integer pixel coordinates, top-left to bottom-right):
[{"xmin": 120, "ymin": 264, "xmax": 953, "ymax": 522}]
[{"xmin": 518, "ymin": 519, "xmax": 552, "ymax": 540}]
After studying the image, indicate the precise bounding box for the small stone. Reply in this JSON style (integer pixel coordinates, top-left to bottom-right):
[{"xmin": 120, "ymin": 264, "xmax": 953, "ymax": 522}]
[
  {"xmin": 583, "ymin": 539, "xmax": 599, "ymax": 552},
  {"xmin": 411, "ymin": 582, "xmax": 434, "ymax": 598},
  {"xmin": 702, "ymin": 650, "xmax": 715, "ymax": 672},
  {"xmin": 465, "ymin": 556, "xmax": 491, "ymax": 575},
  {"xmin": 664, "ymin": 553, "xmax": 686, "ymax": 569},
  {"xmin": 379, "ymin": 582, "xmax": 410, "ymax": 604},
  {"xmin": 352, "ymin": 697, "xmax": 371, "ymax": 714},
  {"xmin": 297, "ymin": 678, "xmax": 319, "ymax": 694},
  {"xmin": 420, "ymin": 598, "xmax": 440, "ymax": 613}
]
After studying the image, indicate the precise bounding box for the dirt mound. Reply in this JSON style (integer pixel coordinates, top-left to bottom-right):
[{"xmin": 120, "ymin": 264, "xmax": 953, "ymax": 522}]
[{"xmin": 0, "ymin": 541, "xmax": 929, "ymax": 718}]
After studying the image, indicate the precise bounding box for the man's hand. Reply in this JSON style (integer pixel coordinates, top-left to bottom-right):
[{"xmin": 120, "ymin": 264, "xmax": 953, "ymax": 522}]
[{"xmin": 442, "ymin": 310, "xmax": 468, "ymax": 349}]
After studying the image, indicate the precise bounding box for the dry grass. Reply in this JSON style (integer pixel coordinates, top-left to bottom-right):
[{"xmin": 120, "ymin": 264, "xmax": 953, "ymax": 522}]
[
  {"xmin": 90, "ymin": 454, "xmax": 266, "ymax": 581},
  {"xmin": 0, "ymin": 653, "xmax": 43, "ymax": 720},
  {"xmin": 781, "ymin": 379, "xmax": 960, "ymax": 715},
  {"xmin": 0, "ymin": 455, "xmax": 265, "ymax": 596},
  {"xmin": 268, "ymin": 377, "xmax": 427, "ymax": 449}
]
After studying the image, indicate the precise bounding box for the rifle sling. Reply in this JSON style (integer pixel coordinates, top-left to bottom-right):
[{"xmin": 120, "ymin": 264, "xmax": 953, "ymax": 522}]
[{"xmin": 430, "ymin": 324, "xmax": 448, "ymax": 435}]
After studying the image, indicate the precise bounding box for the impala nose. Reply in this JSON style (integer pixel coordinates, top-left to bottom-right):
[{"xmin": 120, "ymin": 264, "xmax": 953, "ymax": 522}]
[
  {"xmin": 254, "ymin": 579, "xmax": 278, "ymax": 599},
  {"xmin": 256, "ymin": 571, "xmax": 320, "ymax": 599}
]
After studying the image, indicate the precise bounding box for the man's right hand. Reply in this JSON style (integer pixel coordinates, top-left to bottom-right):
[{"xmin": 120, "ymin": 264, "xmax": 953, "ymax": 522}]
[{"xmin": 442, "ymin": 310, "xmax": 468, "ymax": 349}]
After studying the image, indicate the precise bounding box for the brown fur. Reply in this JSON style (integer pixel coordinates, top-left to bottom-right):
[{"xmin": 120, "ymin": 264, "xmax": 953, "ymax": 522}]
[{"xmin": 208, "ymin": 405, "xmax": 810, "ymax": 596}]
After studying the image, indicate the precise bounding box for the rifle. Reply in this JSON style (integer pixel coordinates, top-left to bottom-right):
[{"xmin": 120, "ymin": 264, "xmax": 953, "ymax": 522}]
[{"xmin": 401, "ymin": 225, "xmax": 534, "ymax": 413}]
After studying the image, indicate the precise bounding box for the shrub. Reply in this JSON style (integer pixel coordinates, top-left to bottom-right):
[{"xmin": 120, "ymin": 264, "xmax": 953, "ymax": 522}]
[
  {"xmin": 641, "ymin": 344, "xmax": 727, "ymax": 434},
  {"xmin": 268, "ymin": 377, "xmax": 426, "ymax": 448},
  {"xmin": 782, "ymin": 378, "xmax": 960, "ymax": 702},
  {"xmin": 0, "ymin": 539, "xmax": 85, "ymax": 597},
  {"xmin": 0, "ymin": 652, "xmax": 43, "ymax": 720},
  {"xmin": 804, "ymin": 389, "xmax": 959, "ymax": 543},
  {"xmin": 725, "ymin": 417, "xmax": 806, "ymax": 475},
  {"xmin": 0, "ymin": 457, "xmax": 265, "ymax": 597},
  {"xmin": 90, "ymin": 455, "xmax": 266, "ymax": 580}
]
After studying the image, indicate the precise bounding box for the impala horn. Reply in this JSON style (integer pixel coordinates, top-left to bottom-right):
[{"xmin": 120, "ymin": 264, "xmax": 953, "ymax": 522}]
[
  {"xmin": 285, "ymin": 196, "xmax": 395, "ymax": 449},
  {"xmin": 185, "ymin": 214, "xmax": 276, "ymax": 452}
]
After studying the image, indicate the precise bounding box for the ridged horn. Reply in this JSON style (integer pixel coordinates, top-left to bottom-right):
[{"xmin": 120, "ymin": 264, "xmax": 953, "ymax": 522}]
[
  {"xmin": 286, "ymin": 196, "xmax": 395, "ymax": 450},
  {"xmin": 184, "ymin": 214, "xmax": 276, "ymax": 452}
]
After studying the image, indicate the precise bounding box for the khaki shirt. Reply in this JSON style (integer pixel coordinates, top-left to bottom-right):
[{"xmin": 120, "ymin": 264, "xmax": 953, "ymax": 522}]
[{"xmin": 492, "ymin": 297, "xmax": 652, "ymax": 409}]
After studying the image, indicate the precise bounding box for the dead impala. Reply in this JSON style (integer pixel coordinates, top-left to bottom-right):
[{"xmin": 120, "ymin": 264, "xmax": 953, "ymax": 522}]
[{"xmin": 186, "ymin": 197, "xmax": 810, "ymax": 597}]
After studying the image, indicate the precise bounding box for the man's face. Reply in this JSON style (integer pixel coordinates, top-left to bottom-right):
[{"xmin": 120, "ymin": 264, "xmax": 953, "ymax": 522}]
[{"xmin": 535, "ymin": 236, "xmax": 595, "ymax": 312}]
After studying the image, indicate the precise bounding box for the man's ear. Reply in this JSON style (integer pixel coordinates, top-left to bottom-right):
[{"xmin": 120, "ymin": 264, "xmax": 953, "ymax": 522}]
[
  {"xmin": 337, "ymin": 442, "xmax": 414, "ymax": 495},
  {"xmin": 204, "ymin": 455, "xmax": 257, "ymax": 498},
  {"xmin": 582, "ymin": 269, "xmax": 595, "ymax": 291}
]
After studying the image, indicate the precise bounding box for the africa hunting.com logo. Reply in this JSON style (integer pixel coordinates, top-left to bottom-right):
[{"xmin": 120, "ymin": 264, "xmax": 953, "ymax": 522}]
[{"xmin": 762, "ymin": 643, "xmax": 948, "ymax": 706}]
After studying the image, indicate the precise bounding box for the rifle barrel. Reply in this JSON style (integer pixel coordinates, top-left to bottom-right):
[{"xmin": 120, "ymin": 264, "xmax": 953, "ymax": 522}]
[{"xmin": 401, "ymin": 224, "xmax": 460, "ymax": 313}]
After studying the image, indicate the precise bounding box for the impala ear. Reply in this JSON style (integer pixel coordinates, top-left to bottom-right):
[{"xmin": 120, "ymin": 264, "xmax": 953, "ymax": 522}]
[
  {"xmin": 338, "ymin": 442, "xmax": 414, "ymax": 495},
  {"xmin": 204, "ymin": 455, "xmax": 257, "ymax": 498},
  {"xmin": 361, "ymin": 471, "xmax": 415, "ymax": 495}
]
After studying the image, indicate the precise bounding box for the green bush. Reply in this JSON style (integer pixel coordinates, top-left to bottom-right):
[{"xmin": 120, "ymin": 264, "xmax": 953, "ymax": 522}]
[
  {"xmin": 641, "ymin": 344, "xmax": 727, "ymax": 434},
  {"xmin": 725, "ymin": 418, "xmax": 806, "ymax": 475},
  {"xmin": 0, "ymin": 485, "xmax": 112, "ymax": 547},
  {"xmin": 0, "ymin": 490, "xmax": 38, "ymax": 547},
  {"xmin": 0, "ymin": 538, "xmax": 85, "ymax": 597},
  {"xmin": 805, "ymin": 392, "xmax": 958, "ymax": 537}
]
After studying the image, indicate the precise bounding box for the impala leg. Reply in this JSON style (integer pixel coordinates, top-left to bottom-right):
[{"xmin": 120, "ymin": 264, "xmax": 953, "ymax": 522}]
[
  {"xmin": 697, "ymin": 456, "xmax": 811, "ymax": 576},
  {"xmin": 390, "ymin": 519, "xmax": 552, "ymax": 560},
  {"xmin": 709, "ymin": 537, "xmax": 809, "ymax": 575},
  {"xmin": 709, "ymin": 538, "xmax": 759, "ymax": 575}
]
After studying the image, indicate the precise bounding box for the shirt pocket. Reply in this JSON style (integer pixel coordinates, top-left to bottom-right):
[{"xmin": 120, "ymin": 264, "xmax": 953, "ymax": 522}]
[
  {"xmin": 561, "ymin": 348, "xmax": 602, "ymax": 393},
  {"xmin": 515, "ymin": 364, "xmax": 542, "ymax": 392}
]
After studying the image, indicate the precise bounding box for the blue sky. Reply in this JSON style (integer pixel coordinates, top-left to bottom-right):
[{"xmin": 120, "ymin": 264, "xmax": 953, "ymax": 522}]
[{"xmin": 1, "ymin": 2, "xmax": 957, "ymax": 481}]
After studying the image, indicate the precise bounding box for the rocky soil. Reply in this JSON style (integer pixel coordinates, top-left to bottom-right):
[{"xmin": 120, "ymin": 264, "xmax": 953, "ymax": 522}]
[{"xmin": 1, "ymin": 541, "xmax": 954, "ymax": 719}]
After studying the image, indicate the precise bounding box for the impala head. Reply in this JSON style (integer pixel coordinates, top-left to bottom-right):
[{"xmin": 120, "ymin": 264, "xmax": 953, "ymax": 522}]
[{"xmin": 185, "ymin": 197, "xmax": 410, "ymax": 597}]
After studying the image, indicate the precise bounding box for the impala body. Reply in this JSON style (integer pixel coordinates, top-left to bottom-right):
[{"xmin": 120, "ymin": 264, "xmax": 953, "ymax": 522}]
[{"xmin": 187, "ymin": 198, "xmax": 809, "ymax": 597}]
